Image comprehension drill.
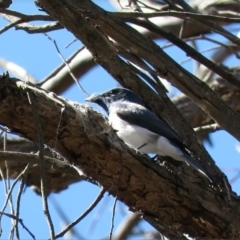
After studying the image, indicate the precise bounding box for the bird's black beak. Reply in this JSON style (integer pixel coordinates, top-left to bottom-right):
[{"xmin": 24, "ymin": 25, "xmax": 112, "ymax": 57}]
[{"xmin": 85, "ymin": 93, "xmax": 109, "ymax": 114}]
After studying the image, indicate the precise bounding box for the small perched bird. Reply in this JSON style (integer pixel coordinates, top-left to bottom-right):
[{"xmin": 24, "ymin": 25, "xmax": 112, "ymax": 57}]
[{"xmin": 86, "ymin": 87, "xmax": 211, "ymax": 182}]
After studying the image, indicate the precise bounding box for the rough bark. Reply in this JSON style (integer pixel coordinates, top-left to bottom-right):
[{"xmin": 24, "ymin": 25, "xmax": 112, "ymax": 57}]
[
  {"xmin": 35, "ymin": 0, "xmax": 240, "ymax": 186},
  {"xmin": 1, "ymin": 72, "xmax": 239, "ymax": 194},
  {"xmin": 0, "ymin": 75, "xmax": 240, "ymax": 239}
]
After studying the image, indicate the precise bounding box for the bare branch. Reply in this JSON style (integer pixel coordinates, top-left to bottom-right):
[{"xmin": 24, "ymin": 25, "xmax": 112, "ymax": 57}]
[
  {"xmin": 15, "ymin": 22, "xmax": 62, "ymax": 34},
  {"xmin": 0, "ymin": 211, "xmax": 35, "ymax": 240},
  {"xmin": 27, "ymin": 91, "xmax": 55, "ymax": 239},
  {"xmin": 44, "ymin": 34, "xmax": 89, "ymax": 96},
  {"xmin": 54, "ymin": 187, "xmax": 105, "ymax": 239},
  {"xmin": 40, "ymin": 0, "xmax": 240, "ymax": 95},
  {"xmin": 0, "ymin": 10, "xmax": 62, "ymax": 34},
  {"xmin": 126, "ymin": 18, "xmax": 240, "ymax": 89},
  {"xmin": 14, "ymin": 164, "xmax": 31, "ymax": 240},
  {"xmin": 41, "ymin": 48, "xmax": 94, "ymax": 94},
  {"xmin": 0, "ymin": 18, "xmax": 24, "ymax": 35},
  {"xmin": 109, "ymin": 10, "xmax": 240, "ymax": 23},
  {"xmin": 109, "ymin": 197, "xmax": 118, "ymax": 240},
  {"xmin": 0, "ymin": 9, "xmax": 53, "ymax": 20}
]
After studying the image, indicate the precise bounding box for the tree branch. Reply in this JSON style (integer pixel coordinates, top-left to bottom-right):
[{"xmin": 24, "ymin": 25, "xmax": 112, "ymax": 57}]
[
  {"xmin": 0, "ymin": 74, "xmax": 239, "ymax": 239},
  {"xmin": 36, "ymin": 0, "xmax": 239, "ymax": 184},
  {"xmin": 38, "ymin": 0, "xmax": 240, "ymax": 95},
  {"xmin": 109, "ymin": 10, "xmax": 240, "ymax": 23}
]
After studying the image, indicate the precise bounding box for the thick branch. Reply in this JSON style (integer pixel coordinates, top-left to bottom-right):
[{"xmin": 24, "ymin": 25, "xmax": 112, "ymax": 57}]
[
  {"xmin": 3, "ymin": 71, "xmax": 239, "ymax": 193},
  {"xmin": 41, "ymin": 0, "xmax": 240, "ymax": 94},
  {"xmin": 174, "ymin": 70, "xmax": 240, "ymax": 131},
  {"xmin": 0, "ymin": 75, "xmax": 240, "ymax": 239},
  {"xmin": 36, "ymin": 0, "xmax": 239, "ymax": 185}
]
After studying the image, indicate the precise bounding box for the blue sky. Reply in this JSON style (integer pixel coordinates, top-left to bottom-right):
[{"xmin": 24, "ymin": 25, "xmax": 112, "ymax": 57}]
[{"xmin": 0, "ymin": 0, "xmax": 240, "ymax": 239}]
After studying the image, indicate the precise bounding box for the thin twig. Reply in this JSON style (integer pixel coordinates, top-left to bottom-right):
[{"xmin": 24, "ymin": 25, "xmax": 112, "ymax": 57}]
[
  {"xmin": 109, "ymin": 10, "xmax": 240, "ymax": 23},
  {"xmin": 0, "ymin": 211, "xmax": 35, "ymax": 240},
  {"xmin": 127, "ymin": 61, "xmax": 165, "ymax": 96},
  {"xmin": 110, "ymin": 9, "xmax": 240, "ymax": 46},
  {"xmin": 109, "ymin": 148, "xmax": 126, "ymax": 240},
  {"xmin": 202, "ymin": 35, "xmax": 240, "ymax": 59},
  {"xmin": 0, "ymin": 164, "xmax": 26, "ymax": 235},
  {"xmin": 0, "ymin": 132, "xmax": 16, "ymax": 239},
  {"xmin": 128, "ymin": 18, "xmax": 240, "ymax": 89},
  {"xmin": 65, "ymin": 39, "xmax": 78, "ymax": 49},
  {"xmin": 137, "ymin": 0, "xmax": 162, "ymax": 11},
  {"xmin": 5, "ymin": 132, "xmax": 16, "ymax": 240},
  {"xmin": 15, "ymin": 164, "xmax": 31, "ymax": 240},
  {"xmin": 0, "ymin": 18, "xmax": 25, "ymax": 34},
  {"xmin": 27, "ymin": 91, "xmax": 55, "ymax": 240},
  {"xmin": 44, "ymin": 34, "xmax": 89, "ymax": 96},
  {"xmin": 0, "ymin": 12, "xmax": 60, "ymax": 34},
  {"xmin": 180, "ymin": 46, "xmax": 223, "ymax": 65},
  {"xmin": 190, "ymin": 40, "xmax": 199, "ymax": 72},
  {"xmin": 37, "ymin": 45, "xmax": 87, "ymax": 87},
  {"xmin": 54, "ymin": 187, "xmax": 105, "ymax": 239},
  {"xmin": 50, "ymin": 195, "xmax": 83, "ymax": 239},
  {"xmin": 109, "ymin": 197, "xmax": 118, "ymax": 240},
  {"xmin": 15, "ymin": 22, "xmax": 62, "ymax": 34},
  {"xmin": 87, "ymin": 196, "xmax": 110, "ymax": 234},
  {"xmin": 0, "ymin": 9, "xmax": 54, "ymax": 21},
  {"xmin": 0, "ymin": 166, "xmax": 7, "ymax": 236},
  {"xmin": 178, "ymin": 19, "xmax": 186, "ymax": 39}
]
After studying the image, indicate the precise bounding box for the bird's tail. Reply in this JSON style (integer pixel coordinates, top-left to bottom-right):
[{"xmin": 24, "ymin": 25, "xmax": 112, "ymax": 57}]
[{"xmin": 181, "ymin": 152, "xmax": 213, "ymax": 183}]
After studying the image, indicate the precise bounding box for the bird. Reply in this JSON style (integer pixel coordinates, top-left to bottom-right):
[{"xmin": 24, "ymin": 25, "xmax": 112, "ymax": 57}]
[{"xmin": 86, "ymin": 87, "xmax": 212, "ymax": 182}]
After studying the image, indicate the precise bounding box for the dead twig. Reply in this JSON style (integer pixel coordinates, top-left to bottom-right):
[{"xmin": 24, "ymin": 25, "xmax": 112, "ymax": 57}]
[
  {"xmin": 14, "ymin": 164, "xmax": 31, "ymax": 240},
  {"xmin": 54, "ymin": 187, "xmax": 105, "ymax": 239},
  {"xmin": 27, "ymin": 91, "xmax": 55, "ymax": 239},
  {"xmin": 44, "ymin": 34, "xmax": 89, "ymax": 97},
  {"xmin": 0, "ymin": 211, "xmax": 35, "ymax": 240}
]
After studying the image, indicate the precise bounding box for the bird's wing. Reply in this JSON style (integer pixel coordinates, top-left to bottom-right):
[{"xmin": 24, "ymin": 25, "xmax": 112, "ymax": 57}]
[
  {"xmin": 115, "ymin": 102, "xmax": 184, "ymax": 148},
  {"xmin": 116, "ymin": 102, "xmax": 213, "ymax": 182}
]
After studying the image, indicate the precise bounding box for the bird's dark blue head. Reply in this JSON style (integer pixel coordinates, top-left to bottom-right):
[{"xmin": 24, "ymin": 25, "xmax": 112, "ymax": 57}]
[{"xmin": 85, "ymin": 88, "xmax": 145, "ymax": 114}]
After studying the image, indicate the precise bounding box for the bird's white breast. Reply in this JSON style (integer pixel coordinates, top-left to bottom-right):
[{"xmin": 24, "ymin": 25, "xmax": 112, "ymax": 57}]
[
  {"xmin": 108, "ymin": 104, "xmax": 155, "ymax": 153},
  {"xmin": 108, "ymin": 102, "xmax": 183, "ymax": 160}
]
